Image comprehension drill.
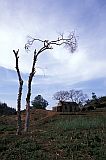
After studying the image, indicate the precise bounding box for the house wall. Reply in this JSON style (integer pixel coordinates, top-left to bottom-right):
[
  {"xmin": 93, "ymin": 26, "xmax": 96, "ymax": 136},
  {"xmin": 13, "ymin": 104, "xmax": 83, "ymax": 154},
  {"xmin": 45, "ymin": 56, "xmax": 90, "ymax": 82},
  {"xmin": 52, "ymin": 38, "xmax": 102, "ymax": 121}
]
[
  {"xmin": 52, "ymin": 101, "xmax": 80, "ymax": 112},
  {"xmin": 52, "ymin": 107, "xmax": 57, "ymax": 111},
  {"xmin": 59, "ymin": 102, "xmax": 80, "ymax": 112}
]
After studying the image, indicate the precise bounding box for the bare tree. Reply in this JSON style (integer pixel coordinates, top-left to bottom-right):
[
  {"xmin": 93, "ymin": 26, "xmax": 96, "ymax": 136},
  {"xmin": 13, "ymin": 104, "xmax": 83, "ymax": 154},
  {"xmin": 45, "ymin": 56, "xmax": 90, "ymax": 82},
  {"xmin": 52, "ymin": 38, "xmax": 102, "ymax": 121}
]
[
  {"xmin": 69, "ymin": 89, "xmax": 76, "ymax": 102},
  {"xmin": 53, "ymin": 91, "xmax": 70, "ymax": 101},
  {"xmin": 69, "ymin": 90, "xmax": 88, "ymax": 104},
  {"xmin": 13, "ymin": 49, "xmax": 23, "ymax": 135},
  {"xmin": 24, "ymin": 32, "xmax": 77, "ymax": 132},
  {"xmin": 53, "ymin": 89, "xmax": 88, "ymax": 105}
]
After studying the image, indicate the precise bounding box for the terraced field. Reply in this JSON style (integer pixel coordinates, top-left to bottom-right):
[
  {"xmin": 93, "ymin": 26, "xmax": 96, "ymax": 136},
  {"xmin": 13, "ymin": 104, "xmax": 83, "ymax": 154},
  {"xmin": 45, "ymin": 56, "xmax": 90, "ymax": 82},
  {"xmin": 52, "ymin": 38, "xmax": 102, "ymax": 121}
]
[{"xmin": 0, "ymin": 109, "xmax": 106, "ymax": 160}]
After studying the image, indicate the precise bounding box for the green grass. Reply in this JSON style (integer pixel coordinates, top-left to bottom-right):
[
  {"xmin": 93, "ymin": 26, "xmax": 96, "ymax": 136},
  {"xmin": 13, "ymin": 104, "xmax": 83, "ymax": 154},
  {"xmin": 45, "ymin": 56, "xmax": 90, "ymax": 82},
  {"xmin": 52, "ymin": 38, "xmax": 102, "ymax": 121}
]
[
  {"xmin": 0, "ymin": 136, "xmax": 48, "ymax": 160},
  {"xmin": 0, "ymin": 111, "xmax": 106, "ymax": 160},
  {"xmin": 0, "ymin": 124, "xmax": 16, "ymax": 131},
  {"xmin": 55, "ymin": 115, "xmax": 106, "ymax": 130}
]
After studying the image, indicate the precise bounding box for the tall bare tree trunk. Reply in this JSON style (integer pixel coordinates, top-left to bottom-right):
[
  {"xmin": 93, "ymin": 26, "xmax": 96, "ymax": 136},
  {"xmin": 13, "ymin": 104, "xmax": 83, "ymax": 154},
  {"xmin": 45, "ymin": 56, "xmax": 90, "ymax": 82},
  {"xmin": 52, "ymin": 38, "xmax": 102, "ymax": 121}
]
[
  {"xmin": 24, "ymin": 33, "xmax": 77, "ymax": 132},
  {"xmin": 24, "ymin": 78, "xmax": 31, "ymax": 132},
  {"xmin": 13, "ymin": 49, "xmax": 23, "ymax": 135},
  {"xmin": 17, "ymin": 79, "xmax": 23, "ymax": 135},
  {"xmin": 24, "ymin": 49, "xmax": 37, "ymax": 132}
]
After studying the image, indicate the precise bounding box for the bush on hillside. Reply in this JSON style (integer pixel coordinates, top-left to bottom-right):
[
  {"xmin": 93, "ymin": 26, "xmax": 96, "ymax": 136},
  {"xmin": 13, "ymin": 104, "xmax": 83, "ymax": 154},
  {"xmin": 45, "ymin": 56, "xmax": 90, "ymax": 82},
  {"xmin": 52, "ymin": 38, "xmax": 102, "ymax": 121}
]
[{"xmin": 0, "ymin": 102, "xmax": 16, "ymax": 116}]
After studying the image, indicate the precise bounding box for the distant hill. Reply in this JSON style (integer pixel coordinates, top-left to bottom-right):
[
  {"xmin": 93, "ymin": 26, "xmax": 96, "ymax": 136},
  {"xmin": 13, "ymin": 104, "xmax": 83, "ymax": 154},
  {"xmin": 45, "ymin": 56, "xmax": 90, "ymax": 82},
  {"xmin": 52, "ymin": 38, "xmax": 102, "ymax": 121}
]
[{"xmin": 0, "ymin": 102, "xmax": 16, "ymax": 116}]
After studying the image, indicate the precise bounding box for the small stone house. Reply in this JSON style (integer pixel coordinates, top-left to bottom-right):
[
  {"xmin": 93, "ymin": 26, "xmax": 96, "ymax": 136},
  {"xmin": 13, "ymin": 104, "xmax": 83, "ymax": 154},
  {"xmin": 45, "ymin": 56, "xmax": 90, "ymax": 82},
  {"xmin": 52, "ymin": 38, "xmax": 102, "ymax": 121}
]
[{"xmin": 52, "ymin": 101, "xmax": 80, "ymax": 112}]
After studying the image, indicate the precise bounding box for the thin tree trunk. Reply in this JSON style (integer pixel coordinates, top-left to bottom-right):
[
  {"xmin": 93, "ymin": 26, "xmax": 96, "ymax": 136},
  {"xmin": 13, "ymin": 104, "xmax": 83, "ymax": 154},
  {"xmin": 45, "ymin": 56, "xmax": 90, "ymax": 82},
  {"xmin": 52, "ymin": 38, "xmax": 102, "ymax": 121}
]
[
  {"xmin": 24, "ymin": 49, "xmax": 37, "ymax": 132},
  {"xmin": 24, "ymin": 78, "xmax": 31, "ymax": 132},
  {"xmin": 17, "ymin": 79, "xmax": 23, "ymax": 135},
  {"xmin": 13, "ymin": 49, "xmax": 23, "ymax": 135}
]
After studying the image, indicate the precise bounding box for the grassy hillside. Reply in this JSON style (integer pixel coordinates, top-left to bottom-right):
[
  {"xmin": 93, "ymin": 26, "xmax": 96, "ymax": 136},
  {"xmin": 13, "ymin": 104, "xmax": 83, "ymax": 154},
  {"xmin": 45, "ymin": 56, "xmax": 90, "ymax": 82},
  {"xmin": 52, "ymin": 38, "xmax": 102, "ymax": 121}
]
[{"xmin": 0, "ymin": 109, "xmax": 106, "ymax": 160}]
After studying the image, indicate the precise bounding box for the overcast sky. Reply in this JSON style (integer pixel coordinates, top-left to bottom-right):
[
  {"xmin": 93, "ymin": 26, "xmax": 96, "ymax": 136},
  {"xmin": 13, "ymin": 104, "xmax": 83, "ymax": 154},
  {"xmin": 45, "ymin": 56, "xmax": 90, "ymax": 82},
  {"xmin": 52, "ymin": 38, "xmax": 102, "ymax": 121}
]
[{"xmin": 0, "ymin": 0, "xmax": 106, "ymax": 109}]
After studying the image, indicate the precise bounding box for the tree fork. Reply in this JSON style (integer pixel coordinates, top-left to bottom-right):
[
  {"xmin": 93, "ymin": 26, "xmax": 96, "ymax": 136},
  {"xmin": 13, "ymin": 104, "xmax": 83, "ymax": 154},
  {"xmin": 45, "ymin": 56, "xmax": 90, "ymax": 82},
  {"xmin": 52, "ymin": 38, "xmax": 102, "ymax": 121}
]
[{"xmin": 13, "ymin": 49, "xmax": 23, "ymax": 135}]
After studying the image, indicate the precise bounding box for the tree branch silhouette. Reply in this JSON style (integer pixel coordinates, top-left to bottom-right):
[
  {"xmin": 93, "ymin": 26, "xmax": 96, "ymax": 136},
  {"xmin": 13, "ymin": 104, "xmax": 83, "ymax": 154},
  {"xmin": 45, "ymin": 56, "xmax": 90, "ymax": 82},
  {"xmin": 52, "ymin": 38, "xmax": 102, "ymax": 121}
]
[{"xmin": 24, "ymin": 32, "xmax": 77, "ymax": 132}]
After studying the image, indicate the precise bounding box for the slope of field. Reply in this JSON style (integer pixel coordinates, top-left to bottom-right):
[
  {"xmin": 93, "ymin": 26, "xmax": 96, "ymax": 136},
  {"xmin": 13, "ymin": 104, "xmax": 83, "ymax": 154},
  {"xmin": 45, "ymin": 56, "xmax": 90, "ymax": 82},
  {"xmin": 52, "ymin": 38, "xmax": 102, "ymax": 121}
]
[{"xmin": 0, "ymin": 109, "xmax": 106, "ymax": 160}]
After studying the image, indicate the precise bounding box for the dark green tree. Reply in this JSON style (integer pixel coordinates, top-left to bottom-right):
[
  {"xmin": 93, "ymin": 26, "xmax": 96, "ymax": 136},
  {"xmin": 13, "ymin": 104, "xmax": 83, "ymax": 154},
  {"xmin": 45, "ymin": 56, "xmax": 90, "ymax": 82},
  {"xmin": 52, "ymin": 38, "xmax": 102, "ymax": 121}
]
[
  {"xmin": 31, "ymin": 95, "xmax": 48, "ymax": 109},
  {"xmin": 92, "ymin": 92, "xmax": 97, "ymax": 100}
]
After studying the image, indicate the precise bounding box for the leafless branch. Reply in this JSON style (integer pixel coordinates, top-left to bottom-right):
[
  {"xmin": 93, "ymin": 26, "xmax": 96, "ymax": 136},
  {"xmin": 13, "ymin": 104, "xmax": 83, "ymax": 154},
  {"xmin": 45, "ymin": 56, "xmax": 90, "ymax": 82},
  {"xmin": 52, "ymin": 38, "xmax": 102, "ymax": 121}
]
[{"xmin": 25, "ymin": 32, "xmax": 77, "ymax": 53}]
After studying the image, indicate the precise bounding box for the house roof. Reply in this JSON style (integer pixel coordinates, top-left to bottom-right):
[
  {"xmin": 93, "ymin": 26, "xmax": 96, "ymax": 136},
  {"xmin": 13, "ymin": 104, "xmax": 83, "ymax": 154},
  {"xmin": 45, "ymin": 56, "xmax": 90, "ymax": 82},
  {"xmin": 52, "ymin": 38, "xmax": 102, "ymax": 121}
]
[{"xmin": 58, "ymin": 101, "xmax": 78, "ymax": 106}]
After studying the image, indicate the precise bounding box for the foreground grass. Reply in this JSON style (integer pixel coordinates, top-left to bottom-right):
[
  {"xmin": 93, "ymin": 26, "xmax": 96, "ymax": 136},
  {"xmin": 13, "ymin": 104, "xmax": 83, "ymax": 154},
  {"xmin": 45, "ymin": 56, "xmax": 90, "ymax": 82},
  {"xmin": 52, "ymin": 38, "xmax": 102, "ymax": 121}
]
[
  {"xmin": 0, "ymin": 111, "xmax": 106, "ymax": 160},
  {"xmin": 56, "ymin": 115, "xmax": 106, "ymax": 130}
]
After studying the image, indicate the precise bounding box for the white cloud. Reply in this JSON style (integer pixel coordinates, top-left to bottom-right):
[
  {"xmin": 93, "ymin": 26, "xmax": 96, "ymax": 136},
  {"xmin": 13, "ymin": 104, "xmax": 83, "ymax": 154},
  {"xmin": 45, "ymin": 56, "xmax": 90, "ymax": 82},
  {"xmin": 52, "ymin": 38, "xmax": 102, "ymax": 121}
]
[{"xmin": 0, "ymin": 0, "xmax": 106, "ymax": 109}]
